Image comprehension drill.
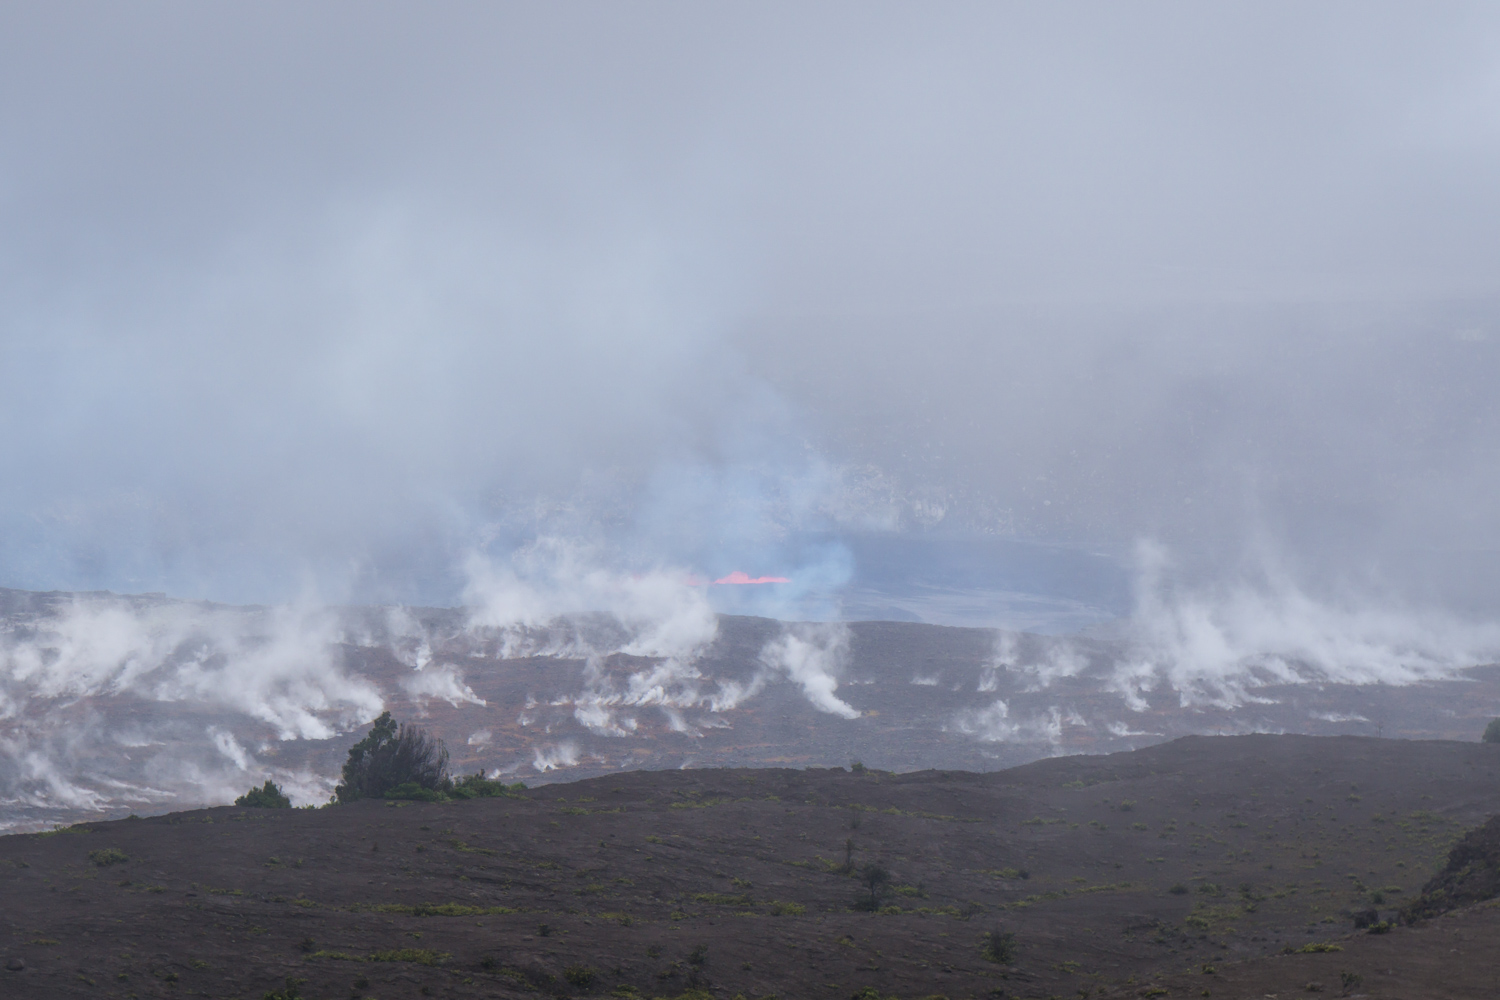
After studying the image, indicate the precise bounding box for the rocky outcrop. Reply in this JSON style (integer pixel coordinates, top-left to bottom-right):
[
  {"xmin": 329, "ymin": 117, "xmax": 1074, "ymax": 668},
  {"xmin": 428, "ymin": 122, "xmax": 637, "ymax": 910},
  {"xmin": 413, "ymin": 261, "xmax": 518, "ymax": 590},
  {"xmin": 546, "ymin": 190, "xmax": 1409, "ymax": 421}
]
[{"xmin": 1403, "ymin": 814, "xmax": 1500, "ymax": 921}]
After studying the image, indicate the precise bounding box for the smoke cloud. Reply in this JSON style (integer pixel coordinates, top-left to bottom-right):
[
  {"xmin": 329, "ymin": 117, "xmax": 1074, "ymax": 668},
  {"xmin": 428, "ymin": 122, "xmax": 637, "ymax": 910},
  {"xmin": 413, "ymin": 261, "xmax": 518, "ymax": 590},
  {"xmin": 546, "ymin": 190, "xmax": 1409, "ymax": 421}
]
[
  {"xmin": 4, "ymin": 5, "xmax": 1500, "ymax": 821},
  {"xmin": 1, "ymin": 4, "xmax": 1498, "ymax": 625}
]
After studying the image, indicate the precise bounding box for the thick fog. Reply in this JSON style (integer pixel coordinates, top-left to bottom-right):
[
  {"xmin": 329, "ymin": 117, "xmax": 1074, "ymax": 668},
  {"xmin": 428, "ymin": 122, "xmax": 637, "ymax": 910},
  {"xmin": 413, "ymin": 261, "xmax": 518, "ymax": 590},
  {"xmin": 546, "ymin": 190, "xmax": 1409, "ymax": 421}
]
[
  {"xmin": 3, "ymin": 3, "xmax": 1500, "ymax": 625},
  {"xmin": 7, "ymin": 4, "xmax": 1500, "ymax": 824}
]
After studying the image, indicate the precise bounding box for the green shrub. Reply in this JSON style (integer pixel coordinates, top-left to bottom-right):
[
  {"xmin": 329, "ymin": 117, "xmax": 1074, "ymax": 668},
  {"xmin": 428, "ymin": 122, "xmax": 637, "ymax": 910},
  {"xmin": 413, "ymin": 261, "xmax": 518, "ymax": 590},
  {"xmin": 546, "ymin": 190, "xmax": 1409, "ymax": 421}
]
[
  {"xmin": 384, "ymin": 782, "xmax": 447, "ymax": 802},
  {"xmin": 981, "ymin": 928, "xmax": 1016, "ymax": 964},
  {"xmin": 88, "ymin": 847, "xmax": 129, "ymax": 867},
  {"xmin": 692, "ymin": 892, "xmax": 752, "ymax": 906},
  {"xmin": 449, "ymin": 773, "xmax": 527, "ymax": 799},
  {"xmin": 767, "ymin": 901, "xmax": 805, "ymax": 916},
  {"xmin": 236, "ymin": 780, "xmax": 292, "ymax": 808},
  {"xmin": 367, "ymin": 948, "xmax": 449, "ymax": 965},
  {"xmin": 262, "ymin": 977, "xmax": 305, "ymax": 1000},
  {"xmin": 563, "ymin": 964, "xmax": 597, "ymax": 987},
  {"xmin": 1484, "ymin": 719, "xmax": 1500, "ymax": 743}
]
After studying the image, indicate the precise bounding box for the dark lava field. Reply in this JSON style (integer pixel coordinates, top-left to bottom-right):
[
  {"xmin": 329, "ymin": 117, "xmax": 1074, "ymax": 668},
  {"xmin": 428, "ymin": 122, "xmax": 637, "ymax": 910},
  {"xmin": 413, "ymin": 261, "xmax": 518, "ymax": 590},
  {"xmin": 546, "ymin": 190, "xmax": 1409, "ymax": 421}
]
[{"xmin": 5, "ymin": 734, "xmax": 1500, "ymax": 999}]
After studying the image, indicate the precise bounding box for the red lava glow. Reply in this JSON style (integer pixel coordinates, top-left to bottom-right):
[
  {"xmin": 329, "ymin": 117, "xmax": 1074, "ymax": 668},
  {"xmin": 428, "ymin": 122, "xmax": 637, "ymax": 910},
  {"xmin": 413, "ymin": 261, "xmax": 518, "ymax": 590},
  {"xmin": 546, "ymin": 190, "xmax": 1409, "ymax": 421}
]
[{"xmin": 713, "ymin": 571, "xmax": 791, "ymax": 585}]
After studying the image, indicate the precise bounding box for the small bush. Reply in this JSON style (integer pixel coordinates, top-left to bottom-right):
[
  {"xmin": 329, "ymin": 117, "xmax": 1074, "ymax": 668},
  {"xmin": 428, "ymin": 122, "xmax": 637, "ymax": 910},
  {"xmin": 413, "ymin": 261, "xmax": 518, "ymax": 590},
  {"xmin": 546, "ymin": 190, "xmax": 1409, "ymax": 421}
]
[
  {"xmin": 367, "ymin": 948, "xmax": 449, "ymax": 965},
  {"xmin": 1483, "ymin": 719, "xmax": 1500, "ymax": 743},
  {"xmin": 767, "ymin": 901, "xmax": 806, "ymax": 916},
  {"xmin": 88, "ymin": 847, "xmax": 129, "ymax": 867},
  {"xmin": 1290, "ymin": 942, "xmax": 1342, "ymax": 954},
  {"xmin": 262, "ymin": 978, "xmax": 305, "ymax": 1000},
  {"xmin": 563, "ymin": 964, "xmax": 597, "ymax": 987},
  {"xmin": 981, "ymin": 928, "xmax": 1016, "ymax": 964},
  {"xmin": 235, "ymin": 780, "xmax": 292, "ymax": 808},
  {"xmin": 449, "ymin": 773, "xmax": 527, "ymax": 799},
  {"xmin": 693, "ymin": 892, "xmax": 752, "ymax": 906},
  {"xmin": 384, "ymin": 782, "xmax": 447, "ymax": 802},
  {"xmin": 1168, "ymin": 883, "xmax": 1189, "ymax": 895}
]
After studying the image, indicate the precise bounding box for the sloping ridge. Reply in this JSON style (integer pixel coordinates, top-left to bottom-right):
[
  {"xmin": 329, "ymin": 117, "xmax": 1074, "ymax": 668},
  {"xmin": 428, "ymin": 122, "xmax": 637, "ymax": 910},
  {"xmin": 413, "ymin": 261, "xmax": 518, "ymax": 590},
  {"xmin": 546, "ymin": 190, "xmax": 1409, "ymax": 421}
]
[{"xmin": 1404, "ymin": 812, "xmax": 1500, "ymax": 921}]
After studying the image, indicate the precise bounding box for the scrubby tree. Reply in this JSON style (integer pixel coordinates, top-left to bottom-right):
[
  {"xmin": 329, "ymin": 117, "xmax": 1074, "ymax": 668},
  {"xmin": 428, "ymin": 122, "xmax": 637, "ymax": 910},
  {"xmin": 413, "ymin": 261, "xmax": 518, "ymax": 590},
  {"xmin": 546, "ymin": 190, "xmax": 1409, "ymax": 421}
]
[
  {"xmin": 334, "ymin": 711, "xmax": 450, "ymax": 803},
  {"xmin": 235, "ymin": 779, "xmax": 291, "ymax": 808},
  {"xmin": 856, "ymin": 862, "xmax": 891, "ymax": 911},
  {"xmin": 981, "ymin": 927, "xmax": 1017, "ymax": 964},
  {"xmin": 1483, "ymin": 719, "xmax": 1500, "ymax": 743}
]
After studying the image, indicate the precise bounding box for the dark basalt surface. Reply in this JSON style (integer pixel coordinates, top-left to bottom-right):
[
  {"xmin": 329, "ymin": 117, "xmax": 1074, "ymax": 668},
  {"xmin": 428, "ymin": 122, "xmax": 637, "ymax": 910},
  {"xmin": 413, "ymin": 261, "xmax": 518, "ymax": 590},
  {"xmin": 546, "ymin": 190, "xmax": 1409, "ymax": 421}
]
[{"xmin": 3, "ymin": 734, "xmax": 1500, "ymax": 999}]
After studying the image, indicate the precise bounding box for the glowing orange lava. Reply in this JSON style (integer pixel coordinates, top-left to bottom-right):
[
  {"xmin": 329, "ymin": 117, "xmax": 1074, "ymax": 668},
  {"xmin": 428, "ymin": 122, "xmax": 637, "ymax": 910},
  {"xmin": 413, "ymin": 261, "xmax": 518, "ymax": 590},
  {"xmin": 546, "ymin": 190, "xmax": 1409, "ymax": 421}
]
[{"xmin": 712, "ymin": 571, "xmax": 790, "ymax": 585}]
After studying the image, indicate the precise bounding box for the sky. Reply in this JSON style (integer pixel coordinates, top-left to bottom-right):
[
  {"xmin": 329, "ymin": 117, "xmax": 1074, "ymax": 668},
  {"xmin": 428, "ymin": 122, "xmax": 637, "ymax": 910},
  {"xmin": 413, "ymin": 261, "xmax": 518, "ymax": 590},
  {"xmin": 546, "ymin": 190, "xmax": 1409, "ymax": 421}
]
[{"xmin": 2, "ymin": 2, "xmax": 1500, "ymax": 625}]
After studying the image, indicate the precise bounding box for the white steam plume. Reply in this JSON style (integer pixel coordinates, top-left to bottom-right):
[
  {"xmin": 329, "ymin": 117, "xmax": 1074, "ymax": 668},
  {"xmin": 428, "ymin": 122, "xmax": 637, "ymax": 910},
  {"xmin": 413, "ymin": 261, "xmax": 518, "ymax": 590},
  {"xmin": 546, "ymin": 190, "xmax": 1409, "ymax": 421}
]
[
  {"xmin": 0, "ymin": 594, "xmax": 384, "ymax": 825},
  {"xmin": 758, "ymin": 622, "xmax": 859, "ymax": 719},
  {"xmin": 462, "ymin": 538, "xmax": 719, "ymax": 662},
  {"xmin": 400, "ymin": 666, "xmax": 485, "ymax": 710},
  {"xmin": 948, "ymin": 700, "xmax": 1067, "ymax": 746},
  {"xmin": 1, "ymin": 598, "xmax": 382, "ymax": 738},
  {"xmin": 1113, "ymin": 541, "xmax": 1500, "ymax": 711},
  {"xmin": 532, "ymin": 742, "xmax": 581, "ymax": 772}
]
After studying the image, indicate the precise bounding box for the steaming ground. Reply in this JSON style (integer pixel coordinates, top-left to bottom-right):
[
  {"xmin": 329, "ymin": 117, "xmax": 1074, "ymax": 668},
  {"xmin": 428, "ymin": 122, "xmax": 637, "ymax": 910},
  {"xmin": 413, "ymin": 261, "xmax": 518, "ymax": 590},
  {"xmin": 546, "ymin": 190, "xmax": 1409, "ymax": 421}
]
[{"xmin": 3, "ymin": 584, "xmax": 1500, "ymax": 833}]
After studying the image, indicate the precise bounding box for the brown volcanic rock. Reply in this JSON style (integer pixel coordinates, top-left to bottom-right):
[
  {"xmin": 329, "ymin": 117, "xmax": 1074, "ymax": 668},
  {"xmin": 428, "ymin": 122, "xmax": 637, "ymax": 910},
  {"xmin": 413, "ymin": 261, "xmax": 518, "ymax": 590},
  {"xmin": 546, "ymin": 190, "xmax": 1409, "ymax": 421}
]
[{"xmin": 3, "ymin": 734, "xmax": 1500, "ymax": 998}]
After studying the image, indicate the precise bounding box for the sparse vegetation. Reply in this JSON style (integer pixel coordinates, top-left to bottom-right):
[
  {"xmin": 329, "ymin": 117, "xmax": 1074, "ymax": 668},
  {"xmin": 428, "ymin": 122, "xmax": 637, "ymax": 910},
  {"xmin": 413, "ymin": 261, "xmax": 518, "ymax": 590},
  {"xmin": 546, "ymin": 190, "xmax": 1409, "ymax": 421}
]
[
  {"xmin": 368, "ymin": 948, "xmax": 450, "ymax": 965},
  {"xmin": 88, "ymin": 847, "xmax": 129, "ymax": 867},
  {"xmin": 8, "ymin": 734, "xmax": 1498, "ymax": 999}
]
